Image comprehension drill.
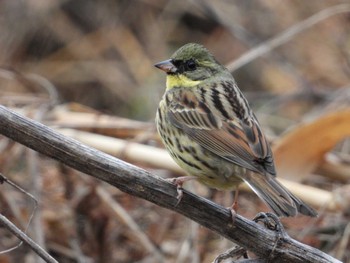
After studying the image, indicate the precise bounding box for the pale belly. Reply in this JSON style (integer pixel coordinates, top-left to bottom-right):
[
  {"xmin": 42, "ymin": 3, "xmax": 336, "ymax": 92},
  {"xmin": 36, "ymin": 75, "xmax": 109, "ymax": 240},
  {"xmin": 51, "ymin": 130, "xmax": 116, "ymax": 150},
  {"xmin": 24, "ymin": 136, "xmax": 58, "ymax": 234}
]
[{"xmin": 156, "ymin": 109, "xmax": 244, "ymax": 190}]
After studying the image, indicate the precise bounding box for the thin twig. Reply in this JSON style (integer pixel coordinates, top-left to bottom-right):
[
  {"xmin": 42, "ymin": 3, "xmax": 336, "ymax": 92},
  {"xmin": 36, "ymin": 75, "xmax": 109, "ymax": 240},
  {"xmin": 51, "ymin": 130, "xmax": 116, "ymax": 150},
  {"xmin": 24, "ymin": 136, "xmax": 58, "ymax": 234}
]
[
  {"xmin": 26, "ymin": 79, "xmax": 58, "ymax": 263},
  {"xmin": 0, "ymin": 174, "xmax": 38, "ymax": 255},
  {"xmin": 0, "ymin": 214, "xmax": 58, "ymax": 263},
  {"xmin": 212, "ymin": 246, "xmax": 246, "ymax": 263},
  {"xmin": 226, "ymin": 4, "xmax": 350, "ymax": 72},
  {"xmin": 96, "ymin": 185, "xmax": 164, "ymax": 261},
  {"xmin": 335, "ymin": 221, "xmax": 350, "ymax": 259}
]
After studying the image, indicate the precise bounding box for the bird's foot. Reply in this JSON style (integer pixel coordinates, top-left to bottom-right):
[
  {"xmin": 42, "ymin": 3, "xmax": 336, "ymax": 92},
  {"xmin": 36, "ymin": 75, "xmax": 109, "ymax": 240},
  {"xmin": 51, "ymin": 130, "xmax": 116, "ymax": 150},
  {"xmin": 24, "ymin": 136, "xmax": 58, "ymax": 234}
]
[
  {"xmin": 229, "ymin": 203, "xmax": 238, "ymax": 224},
  {"xmin": 253, "ymin": 212, "xmax": 290, "ymax": 261},
  {"xmin": 228, "ymin": 188, "xmax": 240, "ymax": 223},
  {"xmin": 252, "ymin": 212, "xmax": 288, "ymax": 239},
  {"xmin": 166, "ymin": 176, "xmax": 197, "ymax": 206}
]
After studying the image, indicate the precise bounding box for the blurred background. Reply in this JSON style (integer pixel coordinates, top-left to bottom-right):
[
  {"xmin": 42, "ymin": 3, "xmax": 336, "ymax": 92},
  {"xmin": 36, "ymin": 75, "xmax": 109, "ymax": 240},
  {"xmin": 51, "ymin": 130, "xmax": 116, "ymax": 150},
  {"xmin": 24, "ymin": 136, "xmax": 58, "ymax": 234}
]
[{"xmin": 0, "ymin": 0, "xmax": 350, "ymax": 262}]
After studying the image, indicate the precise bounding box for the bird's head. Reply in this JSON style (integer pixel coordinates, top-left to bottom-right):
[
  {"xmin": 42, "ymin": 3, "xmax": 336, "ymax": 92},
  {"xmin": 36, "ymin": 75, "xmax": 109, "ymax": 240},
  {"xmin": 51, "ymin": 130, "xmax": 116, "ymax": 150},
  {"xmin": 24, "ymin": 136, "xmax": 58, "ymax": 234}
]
[{"xmin": 155, "ymin": 43, "xmax": 226, "ymax": 89}]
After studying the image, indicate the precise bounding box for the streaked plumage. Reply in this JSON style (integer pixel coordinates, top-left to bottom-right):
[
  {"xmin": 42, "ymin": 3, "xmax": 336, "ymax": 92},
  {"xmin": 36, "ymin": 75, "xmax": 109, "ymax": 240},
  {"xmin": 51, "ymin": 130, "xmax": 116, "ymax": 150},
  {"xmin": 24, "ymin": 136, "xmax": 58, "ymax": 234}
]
[{"xmin": 155, "ymin": 43, "xmax": 317, "ymax": 217}]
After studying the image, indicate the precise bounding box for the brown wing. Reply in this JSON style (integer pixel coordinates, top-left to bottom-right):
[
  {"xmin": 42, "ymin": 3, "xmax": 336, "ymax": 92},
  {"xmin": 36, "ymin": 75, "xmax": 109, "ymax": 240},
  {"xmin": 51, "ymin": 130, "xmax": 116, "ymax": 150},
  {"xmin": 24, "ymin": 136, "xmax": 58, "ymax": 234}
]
[{"xmin": 167, "ymin": 88, "xmax": 276, "ymax": 176}]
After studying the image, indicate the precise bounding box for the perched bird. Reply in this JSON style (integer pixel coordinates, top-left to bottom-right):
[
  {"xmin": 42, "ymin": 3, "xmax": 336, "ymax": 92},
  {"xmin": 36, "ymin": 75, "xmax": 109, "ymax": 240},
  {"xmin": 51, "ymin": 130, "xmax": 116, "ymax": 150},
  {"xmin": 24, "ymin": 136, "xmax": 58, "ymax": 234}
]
[{"xmin": 155, "ymin": 43, "xmax": 317, "ymax": 217}]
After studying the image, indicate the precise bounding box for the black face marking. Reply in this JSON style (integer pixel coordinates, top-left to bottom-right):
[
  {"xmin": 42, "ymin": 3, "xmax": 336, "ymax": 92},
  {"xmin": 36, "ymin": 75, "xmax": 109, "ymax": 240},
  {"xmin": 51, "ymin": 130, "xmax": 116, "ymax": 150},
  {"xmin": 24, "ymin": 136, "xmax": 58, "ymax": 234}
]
[
  {"xmin": 186, "ymin": 59, "xmax": 197, "ymax": 71},
  {"xmin": 172, "ymin": 59, "xmax": 197, "ymax": 74}
]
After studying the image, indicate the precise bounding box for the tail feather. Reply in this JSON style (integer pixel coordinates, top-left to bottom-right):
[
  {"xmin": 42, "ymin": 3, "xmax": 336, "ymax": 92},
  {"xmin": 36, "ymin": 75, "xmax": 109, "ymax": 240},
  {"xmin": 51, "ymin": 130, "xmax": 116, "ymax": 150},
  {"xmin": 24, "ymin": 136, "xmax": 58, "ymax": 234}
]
[
  {"xmin": 289, "ymin": 193, "xmax": 318, "ymax": 217},
  {"xmin": 244, "ymin": 172, "xmax": 317, "ymax": 217}
]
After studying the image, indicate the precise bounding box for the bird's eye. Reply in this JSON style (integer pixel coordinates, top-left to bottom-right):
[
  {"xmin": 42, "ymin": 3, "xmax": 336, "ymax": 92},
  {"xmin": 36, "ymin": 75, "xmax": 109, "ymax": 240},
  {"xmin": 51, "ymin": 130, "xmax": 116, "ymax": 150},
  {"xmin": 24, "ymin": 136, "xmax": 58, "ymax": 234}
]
[{"xmin": 186, "ymin": 59, "xmax": 197, "ymax": 71}]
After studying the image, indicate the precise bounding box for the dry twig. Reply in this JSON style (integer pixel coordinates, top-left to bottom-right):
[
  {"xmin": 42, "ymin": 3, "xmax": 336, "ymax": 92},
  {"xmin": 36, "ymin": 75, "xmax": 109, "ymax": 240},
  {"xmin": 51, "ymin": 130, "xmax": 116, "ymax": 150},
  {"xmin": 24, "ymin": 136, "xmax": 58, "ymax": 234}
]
[{"xmin": 226, "ymin": 4, "xmax": 350, "ymax": 72}]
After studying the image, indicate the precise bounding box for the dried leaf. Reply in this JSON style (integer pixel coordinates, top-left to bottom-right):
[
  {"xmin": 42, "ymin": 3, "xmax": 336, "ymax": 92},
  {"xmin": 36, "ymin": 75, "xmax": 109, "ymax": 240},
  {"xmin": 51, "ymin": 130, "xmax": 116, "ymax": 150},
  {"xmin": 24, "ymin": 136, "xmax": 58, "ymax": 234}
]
[{"xmin": 273, "ymin": 109, "xmax": 350, "ymax": 181}]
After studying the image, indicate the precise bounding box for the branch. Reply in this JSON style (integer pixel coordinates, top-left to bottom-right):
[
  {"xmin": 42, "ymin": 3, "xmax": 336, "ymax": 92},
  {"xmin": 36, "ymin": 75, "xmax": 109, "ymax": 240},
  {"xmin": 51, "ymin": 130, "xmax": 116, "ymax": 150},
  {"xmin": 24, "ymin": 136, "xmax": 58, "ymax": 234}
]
[
  {"xmin": 0, "ymin": 105, "xmax": 341, "ymax": 263},
  {"xmin": 0, "ymin": 214, "xmax": 58, "ymax": 263},
  {"xmin": 226, "ymin": 4, "xmax": 350, "ymax": 72}
]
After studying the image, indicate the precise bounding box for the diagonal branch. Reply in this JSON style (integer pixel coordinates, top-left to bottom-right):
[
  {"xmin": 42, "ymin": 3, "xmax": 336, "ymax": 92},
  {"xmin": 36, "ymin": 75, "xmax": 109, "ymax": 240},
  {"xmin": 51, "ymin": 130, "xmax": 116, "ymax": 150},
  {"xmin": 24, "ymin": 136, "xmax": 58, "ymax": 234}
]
[
  {"xmin": 226, "ymin": 4, "xmax": 350, "ymax": 72},
  {"xmin": 0, "ymin": 214, "xmax": 58, "ymax": 263},
  {"xmin": 0, "ymin": 105, "xmax": 341, "ymax": 263}
]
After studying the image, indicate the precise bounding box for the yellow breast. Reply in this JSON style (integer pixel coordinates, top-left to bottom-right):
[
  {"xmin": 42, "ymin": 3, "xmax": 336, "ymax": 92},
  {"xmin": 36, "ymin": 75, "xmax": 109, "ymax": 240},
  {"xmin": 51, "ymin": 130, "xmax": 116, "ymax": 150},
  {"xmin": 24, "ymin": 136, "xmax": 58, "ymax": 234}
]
[{"xmin": 166, "ymin": 74, "xmax": 201, "ymax": 90}]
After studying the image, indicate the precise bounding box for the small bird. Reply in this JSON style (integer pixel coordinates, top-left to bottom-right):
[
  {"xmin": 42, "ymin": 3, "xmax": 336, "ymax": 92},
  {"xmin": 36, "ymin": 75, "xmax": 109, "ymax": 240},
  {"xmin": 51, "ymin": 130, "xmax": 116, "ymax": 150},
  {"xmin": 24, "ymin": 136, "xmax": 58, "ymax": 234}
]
[{"xmin": 155, "ymin": 43, "xmax": 317, "ymax": 217}]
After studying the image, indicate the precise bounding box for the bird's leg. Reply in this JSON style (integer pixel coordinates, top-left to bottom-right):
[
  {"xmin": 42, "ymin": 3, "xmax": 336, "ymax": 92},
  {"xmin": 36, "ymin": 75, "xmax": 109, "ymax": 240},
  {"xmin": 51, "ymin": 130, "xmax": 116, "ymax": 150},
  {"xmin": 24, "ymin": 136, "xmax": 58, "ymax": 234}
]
[
  {"xmin": 229, "ymin": 187, "xmax": 240, "ymax": 222},
  {"xmin": 231, "ymin": 187, "xmax": 240, "ymax": 211},
  {"xmin": 166, "ymin": 176, "xmax": 197, "ymax": 205}
]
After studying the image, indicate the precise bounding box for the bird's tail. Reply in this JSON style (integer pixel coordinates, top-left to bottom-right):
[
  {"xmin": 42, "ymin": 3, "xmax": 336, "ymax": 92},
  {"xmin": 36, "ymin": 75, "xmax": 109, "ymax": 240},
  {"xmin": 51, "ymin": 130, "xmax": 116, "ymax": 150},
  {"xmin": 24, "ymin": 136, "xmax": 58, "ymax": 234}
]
[{"xmin": 244, "ymin": 172, "xmax": 317, "ymax": 217}]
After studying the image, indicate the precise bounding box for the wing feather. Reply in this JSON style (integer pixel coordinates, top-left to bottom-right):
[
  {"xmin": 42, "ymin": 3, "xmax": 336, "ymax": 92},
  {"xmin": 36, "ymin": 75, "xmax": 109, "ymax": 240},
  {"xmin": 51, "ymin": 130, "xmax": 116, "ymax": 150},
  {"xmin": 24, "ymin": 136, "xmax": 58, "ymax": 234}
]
[{"xmin": 167, "ymin": 88, "xmax": 276, "ymax": 175}]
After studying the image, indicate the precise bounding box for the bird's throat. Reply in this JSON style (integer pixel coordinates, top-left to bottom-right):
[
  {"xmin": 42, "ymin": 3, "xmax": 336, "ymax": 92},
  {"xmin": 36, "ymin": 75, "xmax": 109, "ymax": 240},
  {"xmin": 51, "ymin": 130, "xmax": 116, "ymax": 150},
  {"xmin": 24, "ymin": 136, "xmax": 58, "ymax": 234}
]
[{"xmin": 166, "ymin": 74, "xmax": 201, "ymax": 90}]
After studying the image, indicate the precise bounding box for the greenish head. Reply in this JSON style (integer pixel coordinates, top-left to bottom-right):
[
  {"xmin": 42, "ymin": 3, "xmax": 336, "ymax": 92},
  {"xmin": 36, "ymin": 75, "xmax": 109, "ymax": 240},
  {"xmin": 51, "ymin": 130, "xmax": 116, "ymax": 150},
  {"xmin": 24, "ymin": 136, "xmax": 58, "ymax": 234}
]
[{"xmin": 155, "ymin": 43, "xmax": 227, "ymax": 83}]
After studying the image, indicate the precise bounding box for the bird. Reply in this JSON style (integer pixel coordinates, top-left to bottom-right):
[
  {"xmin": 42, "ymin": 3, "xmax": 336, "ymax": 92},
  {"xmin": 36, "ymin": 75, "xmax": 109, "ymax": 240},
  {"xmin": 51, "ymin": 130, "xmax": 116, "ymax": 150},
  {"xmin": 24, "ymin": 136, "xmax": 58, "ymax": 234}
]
[{"xmin": 154, "ymin": 43, "xmax": 317, "ymax": 217}]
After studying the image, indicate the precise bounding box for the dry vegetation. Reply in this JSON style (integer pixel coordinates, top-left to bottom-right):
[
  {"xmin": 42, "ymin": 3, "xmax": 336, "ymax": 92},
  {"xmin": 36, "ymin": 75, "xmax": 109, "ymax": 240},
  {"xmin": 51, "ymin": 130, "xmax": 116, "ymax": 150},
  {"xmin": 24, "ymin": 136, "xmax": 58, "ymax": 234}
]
[{"xmin": 0, "ymin": 0, "xmax": 350, "ymax": 262}]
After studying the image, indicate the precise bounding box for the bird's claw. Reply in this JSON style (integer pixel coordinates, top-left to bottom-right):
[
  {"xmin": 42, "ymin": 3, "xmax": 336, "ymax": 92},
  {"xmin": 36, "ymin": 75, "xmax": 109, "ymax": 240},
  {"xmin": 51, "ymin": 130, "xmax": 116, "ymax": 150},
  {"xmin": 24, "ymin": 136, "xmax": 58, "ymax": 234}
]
[
  {"xmin": 253, "ymin": 212, "xmax": 290, "ymax": 261},
  {"xmin": 253, "ymin": 212, "xmax": 288, "ymax": 239},
  {"xmin": 229, "ymin": 207, "xmax": 237, "ymax": 224},
  {"xmin": 165, "ymin": 177, "xmax": 186, "ymax": 206},
  {"xmin": 175, "ymin": 186, "xmax": 184, "ymax": 206},
  {"xmin": 166, "ymin": 176, "xmax": 197, "ymax": 206}
]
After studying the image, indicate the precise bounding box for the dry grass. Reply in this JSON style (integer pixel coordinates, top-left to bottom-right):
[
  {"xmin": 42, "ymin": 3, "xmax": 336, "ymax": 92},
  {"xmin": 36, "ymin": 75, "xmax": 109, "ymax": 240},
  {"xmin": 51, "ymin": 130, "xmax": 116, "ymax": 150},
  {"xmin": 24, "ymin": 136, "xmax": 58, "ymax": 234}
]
[{"xmin": 0, "ymin": 1, "xmax": 349, "ymax": 262}]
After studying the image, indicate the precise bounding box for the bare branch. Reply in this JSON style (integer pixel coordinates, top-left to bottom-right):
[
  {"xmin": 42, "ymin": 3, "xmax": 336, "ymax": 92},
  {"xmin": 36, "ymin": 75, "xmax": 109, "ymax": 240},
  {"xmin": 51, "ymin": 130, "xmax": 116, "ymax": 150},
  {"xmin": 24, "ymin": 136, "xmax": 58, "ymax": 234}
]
[
  {"xmin": 0, "ymin": 105, "xmax": 342, "ymax": 263},
  {"xmin": 0, "ymin": 214, "xmax": 58, "ymax": 263},
  {"xmin": 226, "ymin": 4, "xmax": 350, "ymax": 72}
]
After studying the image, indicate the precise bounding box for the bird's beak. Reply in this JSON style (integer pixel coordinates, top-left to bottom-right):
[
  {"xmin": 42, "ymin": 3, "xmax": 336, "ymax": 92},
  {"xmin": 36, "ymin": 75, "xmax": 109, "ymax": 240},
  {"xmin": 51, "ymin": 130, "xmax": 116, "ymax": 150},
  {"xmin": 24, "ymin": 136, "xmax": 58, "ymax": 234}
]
[{"xmin": 154, "ymin": 59, "xmax": 177, "ymax": 74}]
